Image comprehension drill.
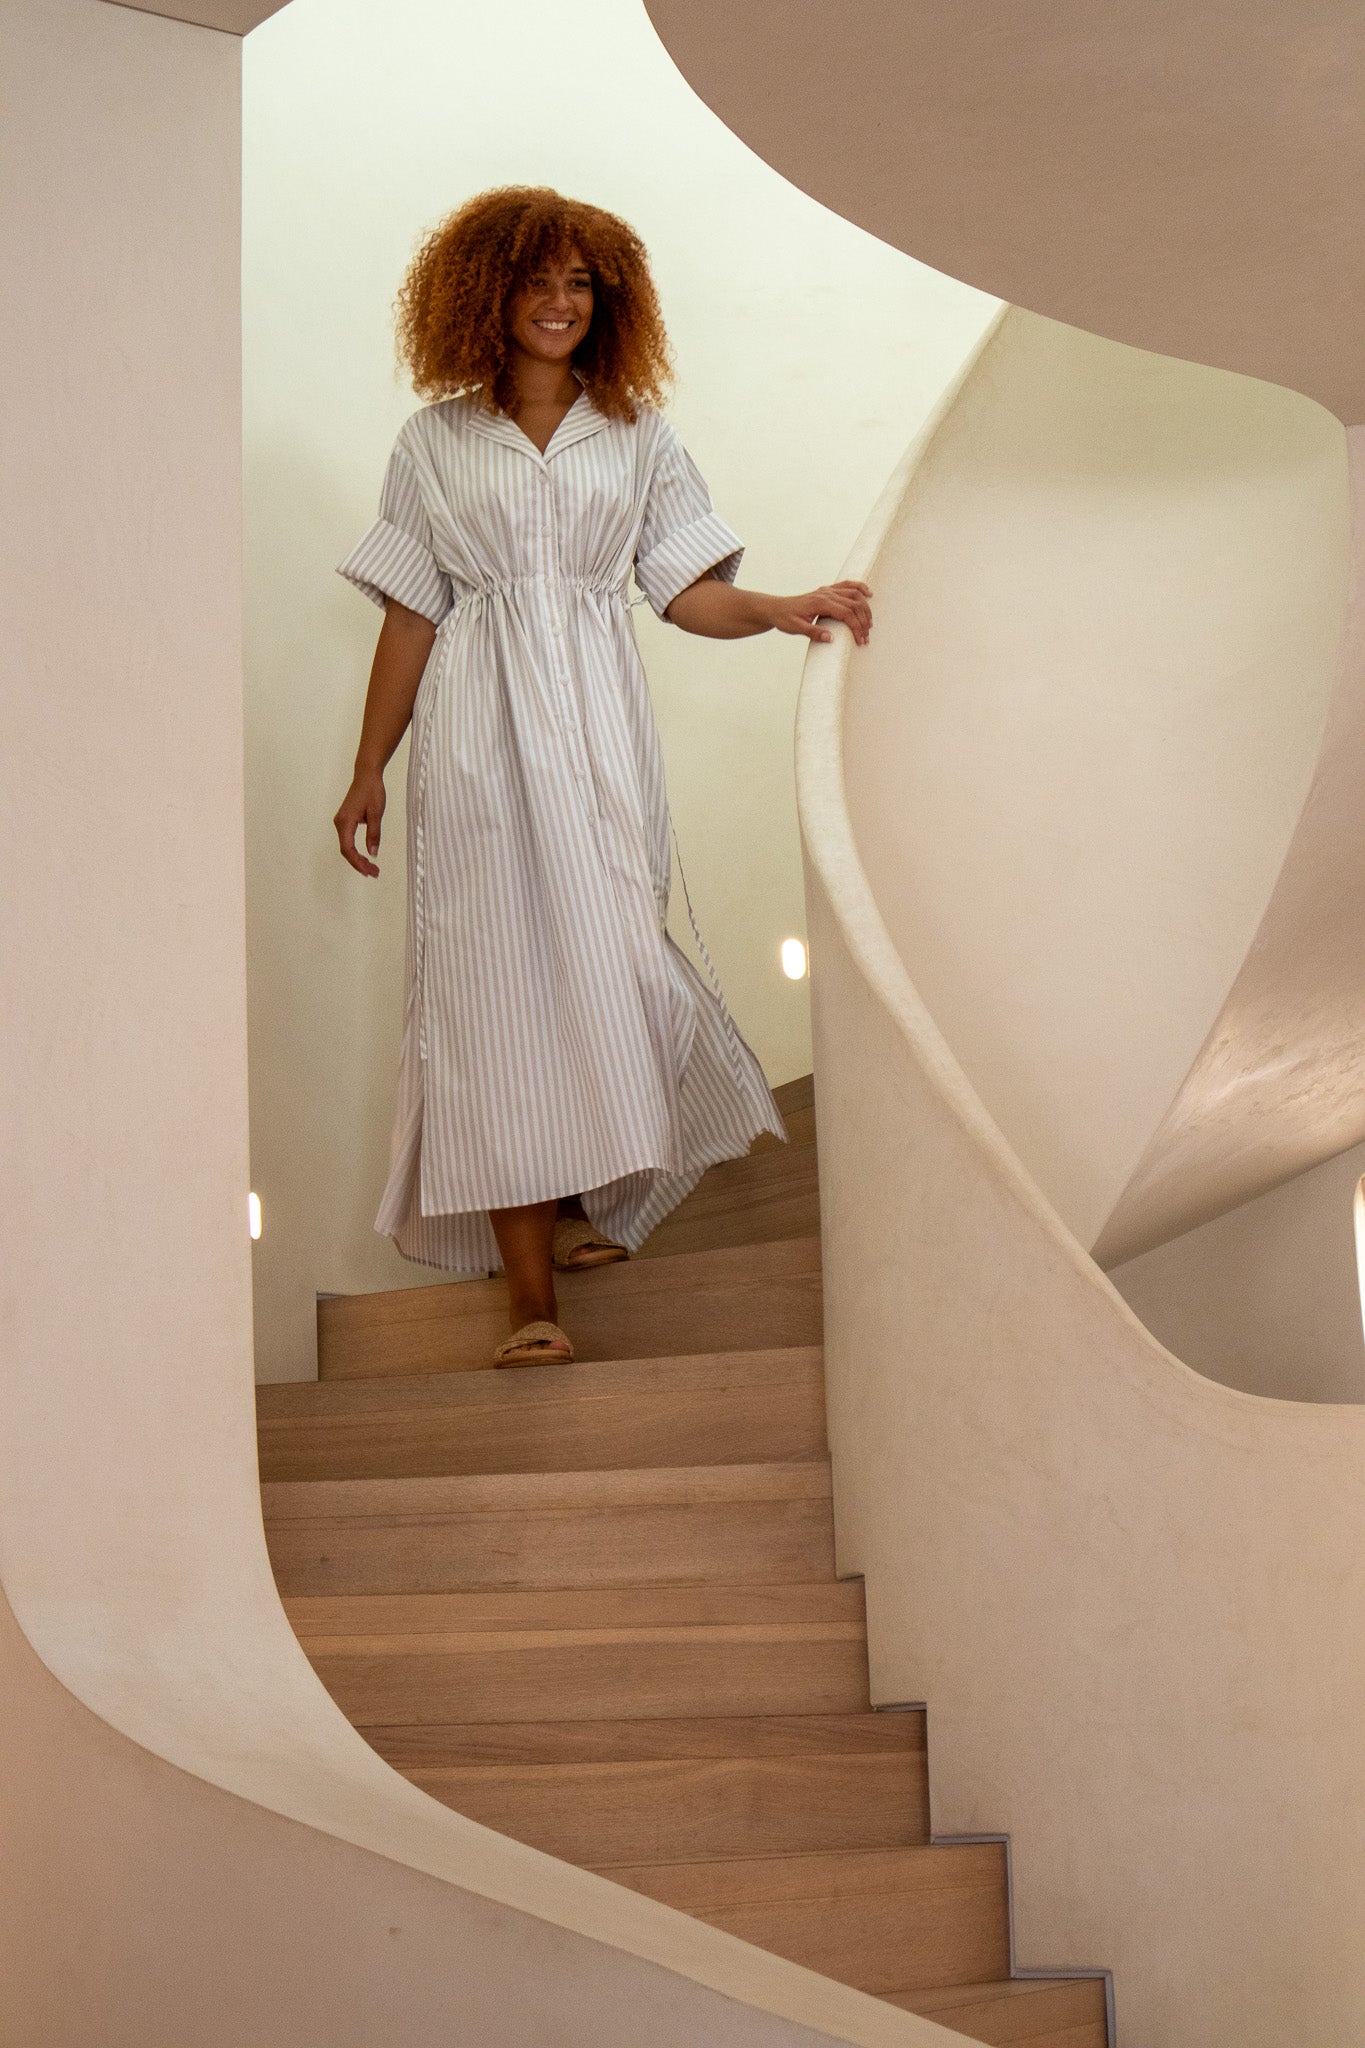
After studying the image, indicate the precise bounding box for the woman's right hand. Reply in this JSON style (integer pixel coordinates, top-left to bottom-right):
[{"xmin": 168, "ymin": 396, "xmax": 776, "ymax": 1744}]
[{"xmin": 334, "ymin": 767, "xmax": 387, "ymax": 878}]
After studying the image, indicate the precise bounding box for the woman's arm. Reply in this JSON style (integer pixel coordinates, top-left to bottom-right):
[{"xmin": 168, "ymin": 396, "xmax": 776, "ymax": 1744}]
[
  {"xmin": 663, "ymin": 572, "xmax": 873, "ymax": 647},
  {"xmin": 333, "ymin": 598, "xmax": 438, "ymax": 877}
]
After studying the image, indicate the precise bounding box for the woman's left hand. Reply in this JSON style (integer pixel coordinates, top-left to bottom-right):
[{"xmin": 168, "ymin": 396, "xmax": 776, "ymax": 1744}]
[{"xmin": 764, "ymin": 581, "xmax": 873, "ymax": 647}]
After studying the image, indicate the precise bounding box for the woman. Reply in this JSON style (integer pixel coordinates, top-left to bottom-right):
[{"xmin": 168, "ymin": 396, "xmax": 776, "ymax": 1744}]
[{"xmin": 334, "ymin": 185, "xmax": 872, "ymax": 1367}]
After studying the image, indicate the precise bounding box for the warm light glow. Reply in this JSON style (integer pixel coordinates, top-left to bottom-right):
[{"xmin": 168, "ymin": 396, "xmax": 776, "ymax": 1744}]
[
  {"xmin": 1354, "ymin": 1180, "xmax": 1365, "ymax": 1348},
  {"xmin": 248, "ymin": 1191, "xmax": 263, "ymax": 1242},
  {"xmin": 781, "ymin": 937, "xmax": 808, "ymax": 981}
]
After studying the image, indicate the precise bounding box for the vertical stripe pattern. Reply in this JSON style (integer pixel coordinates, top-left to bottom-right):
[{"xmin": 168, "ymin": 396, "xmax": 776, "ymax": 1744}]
[{"xmin": 337, "ymin": 383, "xmax": 787, "ymax": 1273}]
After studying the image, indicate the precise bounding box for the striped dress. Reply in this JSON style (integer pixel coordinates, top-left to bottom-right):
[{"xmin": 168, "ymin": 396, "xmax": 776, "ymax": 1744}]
[{"xmin": 337, "ymin": 377, "xmax": 788, "ymax": 1273}]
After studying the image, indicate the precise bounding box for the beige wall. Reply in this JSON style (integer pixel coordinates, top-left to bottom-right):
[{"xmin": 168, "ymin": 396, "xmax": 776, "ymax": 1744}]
[
  {"xmin": 841, "ymin": 305, "xmax": 1348, "ymax": 1249},
  {"xmin": 1108, "ymin": 1138, "xmax": 1365, "ymax": 1404},
  {"xmin": 643, "ymin": 0, "xmax": 1365, "ymax": 427},
  {"xmin": 0, "ymin": 4, "xmax": 964, "ymax": 2040},
  {"xmin": 240, "ymin": 0, "xmax": 1001, "ymax": 1380},
  {"xmin": 1095, "ymin": 428, "xmax": 1365, "ymax": 1267},
  {"xmin": 796, "ymin": 340, "xmax": 1365, "ymax": 2044}
]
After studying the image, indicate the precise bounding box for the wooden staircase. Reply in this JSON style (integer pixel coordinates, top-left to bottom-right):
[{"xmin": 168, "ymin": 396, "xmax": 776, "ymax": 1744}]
[{"xmin": 256, "ymin": 1076, "xmax": 1110, "ymax": 2046}]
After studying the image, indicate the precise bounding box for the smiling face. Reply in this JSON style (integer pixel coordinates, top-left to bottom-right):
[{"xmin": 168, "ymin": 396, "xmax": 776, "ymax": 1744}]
[{"xmin": 506, "ymin": 242, "xmax": 595, "ymax": 369}]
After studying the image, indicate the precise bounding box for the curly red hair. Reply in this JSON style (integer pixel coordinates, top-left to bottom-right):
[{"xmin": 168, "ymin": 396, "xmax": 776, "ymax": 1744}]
[{"xmin": 394, "ymin": 185, "xmax": 674, "ymax": 423}]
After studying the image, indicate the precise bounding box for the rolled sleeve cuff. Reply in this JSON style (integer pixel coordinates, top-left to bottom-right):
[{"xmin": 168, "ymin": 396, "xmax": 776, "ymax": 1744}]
[
  {"xmin": 336, "ymin": 518, "xmax": 453, "ymax": 626},
  {"xmin": 633, "ymin": 513, "xmax": 745, "ymax": 622}
]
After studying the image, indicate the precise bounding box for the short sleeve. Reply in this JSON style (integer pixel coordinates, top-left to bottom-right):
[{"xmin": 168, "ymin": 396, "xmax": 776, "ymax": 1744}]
[
  {"xmin": 336, "ymin": 439, "xmax": 453, "ymax": 627},
  {"xmin": 633, "ymin": 419, "xmax": 744, "ymax": 624}
]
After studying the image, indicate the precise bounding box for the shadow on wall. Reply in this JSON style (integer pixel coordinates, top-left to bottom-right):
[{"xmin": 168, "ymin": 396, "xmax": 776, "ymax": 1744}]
[
  {"xmin": 794, "ymin": 300, "xmax": 1365, "ymax": 2048},
  {"xmin": 839, "ymin": 310, "xmax": 1348, "ymax": 1261},
  {"xmin": 244, "ymin": 429, "xmax": 429, "ymax": 1387},
  {"xmin": 1106, "ymin": 1138, "xmax": 1365, "ymax": 1404},
  {"xmin": 833, "ymin": 303, "xmax": 1357, "ymax": 1404}
]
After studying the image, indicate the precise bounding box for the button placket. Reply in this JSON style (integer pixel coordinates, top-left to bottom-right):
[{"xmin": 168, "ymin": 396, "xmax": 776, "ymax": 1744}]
[{"xmin": 542, "ymin": 469, "xmax": 581, "ymax": 743}]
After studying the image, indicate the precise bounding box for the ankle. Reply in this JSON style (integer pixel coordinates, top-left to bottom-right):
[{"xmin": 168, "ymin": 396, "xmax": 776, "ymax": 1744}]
[{"xmin": 508, "ymin": 1285, "xmax": 557, "ymax": 1327}]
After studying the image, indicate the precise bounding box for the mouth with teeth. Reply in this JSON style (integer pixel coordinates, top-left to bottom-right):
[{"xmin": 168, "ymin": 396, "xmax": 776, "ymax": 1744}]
[{"xmin": 534, "ymin": 319, "xmax": 574, "ymax": 331}]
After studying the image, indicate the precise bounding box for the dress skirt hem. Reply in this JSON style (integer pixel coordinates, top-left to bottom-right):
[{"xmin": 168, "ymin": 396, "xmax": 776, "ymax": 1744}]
[{"xmin": 375, "ymin": 952, "xmax": 788, "ymax": 1276}]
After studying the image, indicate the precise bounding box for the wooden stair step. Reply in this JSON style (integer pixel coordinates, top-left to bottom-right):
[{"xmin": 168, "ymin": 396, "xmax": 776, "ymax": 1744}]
[
  {"xmin": 365, "ymin": 1708, "xmax": 926, "ymax": 1770},
  {"xmin": 316, "ymin": 1236, "xmax": 823, "ymax": 1380},
  {"xmin": 287, "ymin": 1581, "xmax": 870, "ymax": 1727},
  {"xmin": 737, "ymin": 1074, "xmax": 815, "ymax": 1156},
  {"xmin": 751, "ymin": 1101, "xmax": 815, "ymax": 1152},
  {"xmin": 263, "ymin": 1460, "xmax": 835, "ymax": 1597},
  {"xmin": 636, "ymin": 1146, "xmax": 820, "ymax": 1260},
  {"xmin": 256, "ymin": 1346, "xmax": 826, "ymax": 1483},
  {"xmin": 769, "ymin": 1073, "xmax": 814, "ymax": 1114},
  {"xmin": 257, "ymin": 1066, "xmax": 1112, "ymax": 2033},
  {"xmin": 286, "ymin": 1580, "xmax": 865, "ymax": 1635},
  {"xmin": 396, "ymin": 1715, "xmax": 927, "ymax": 1864},
  {"xmin": 761, "ymin": 1072, "xmax": 815, "ymax": 1135},
  {"xmin": 888, "ymin": 1974, "xmax": 1109, "ymax": 2046},
  {"xmin": 596, "ymin": 1842, "xmax": 1009, "ymax": 1997}
]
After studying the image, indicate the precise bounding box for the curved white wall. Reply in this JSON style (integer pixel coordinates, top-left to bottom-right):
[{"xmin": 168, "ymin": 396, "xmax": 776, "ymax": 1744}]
[
  {"xmin": 797, "ymin": 334, "xmax": 1365, "ymax": 2047},
  {"xmin": 241, "ymin": 0, "xmax": 1000, "ymax": 1379},
  {"xmin": 0, "ymin": 5, "xmax": 961, "ymax": 2041},
  {"xmin": 642, "ymin": 0, "xmax": 1365, "ymax": 426},
  {"xmin": 842, "ymin": 306, "xmax": 1348, "ymax": 1248},
  {"xmin": 1107, "ymin": 1134, "xmax": 1365, "ymax": 1404},
  {"xmin": 1096, "ymin": 425, "xmax": 1365, "ymax": 1267}
]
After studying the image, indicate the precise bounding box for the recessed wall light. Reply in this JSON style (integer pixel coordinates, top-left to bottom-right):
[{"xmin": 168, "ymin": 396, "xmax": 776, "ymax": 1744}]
[
  {"xmin": 248, "ymin": 1191, "xmax": 263, "ymax": 1242},
  {"xmin": 781, "ymin": 938, "xmax": 808, "ymax": 981}
]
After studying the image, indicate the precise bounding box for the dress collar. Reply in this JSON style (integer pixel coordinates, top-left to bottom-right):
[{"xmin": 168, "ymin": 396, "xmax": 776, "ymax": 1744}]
[{"xmin": 464, "ymin": 368, "xmax": 612, "ymax": 462}]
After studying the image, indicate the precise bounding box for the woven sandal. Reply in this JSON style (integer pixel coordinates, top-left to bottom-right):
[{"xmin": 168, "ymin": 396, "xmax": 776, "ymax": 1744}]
[
  {"xmin": 493, "ymin": 1319, "xmax": 574, "ymax": 1368},
  {"xmin": 552, "ymin": 1216, "xmax": 630, "ymax": 1272}
]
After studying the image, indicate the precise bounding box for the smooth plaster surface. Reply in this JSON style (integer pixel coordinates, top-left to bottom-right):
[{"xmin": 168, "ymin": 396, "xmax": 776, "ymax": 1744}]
[
  {"xmin": 796, "ymin": 330, "xmax": 1365, "ymax": 2046},
  {"xmin": 0, "ymin": 1584, "xmax": 946, "ymax": 2048},
  {"xmin": 841, "ymin": 305, "xmax": 1346, "ymax": 1250},
  {"xmin": 1, "ymin": 4, "xmax": 958, "ymax": 2041},
  {"xmin": 105, "ymin": 0, "xmax": 286, "ymax": 29},
  {"xmin": 1109, "ymin": 1136, "xmax": 1365, "ymax": 1404},
  {"xmin": 1096, "ymin": 426, "xmax": 1365, "ymax": 1263},
  {"xmin": 241, "ymin": 0, "xmax": 1000, "ymax": 1380},
  {"xmin": 643, "ymin": 0, "xmax": 1365, "ymax": 426}
]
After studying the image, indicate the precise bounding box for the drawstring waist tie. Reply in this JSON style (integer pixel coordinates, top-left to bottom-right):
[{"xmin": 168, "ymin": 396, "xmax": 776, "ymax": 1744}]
[
  {"xmin": 414, "ymin": 578, "xmax": 751, "ymax": 1101},
  {"xmin": 440, "ymin": 574, "xmax": 650, "ymax": 622}
]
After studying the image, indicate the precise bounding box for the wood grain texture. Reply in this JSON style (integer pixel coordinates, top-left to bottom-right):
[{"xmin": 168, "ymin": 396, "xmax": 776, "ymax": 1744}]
[
  {"xmin": 768, "ymin": 1074, "xmax": 814, "ymax": 1120},
  {"xmin": 316, "ymin": 1237, "xmax": 823, "ymax": 1379},
  {"xmin": 752, "ymin": 1105, "xmax": 815, "ymax": 1152},
  {"xmin": 749, "ymin": 1075, "xmax": 816, "ymax": 1153},
  {"xmin": 257, "ymin": 1347, "xmax": 826, "ymax": 1482},
  {"xmin": 890, "ymin": 1975, "xmax": 1109, "ymax": 2046},
  {"xmin": 365, "ymin": 1707, "xmax": 927, "ymax": 1769},
  {"xmin": 635, "ymin": 1146, "xmax": 820, "ymax": 1260},
  {"xmin": 407, "ymin": 1747, "xmax": 927, "ymax": 1865},
  {"xmin": 596, "ymin": 1842, "xmax": 1010, "ymax": 1996},
  {"xmin": 294, "ymin": 1585, "xmax": 869, "ymax": 1732},
  {"xmin": 264, "ymin": 1077, "xmax": 1109, "ymax": 2039},
  {"xmin": 284, "ymin": 1579, "xmax": 863, "ymax": 1638},
  {"xmin": 264, "ymin": 1461, "xmax": 836, "ymax": 1596},
  {"xmin": 305, "ymin": 1618, "xmax": 870, "ymax": 1726}
]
